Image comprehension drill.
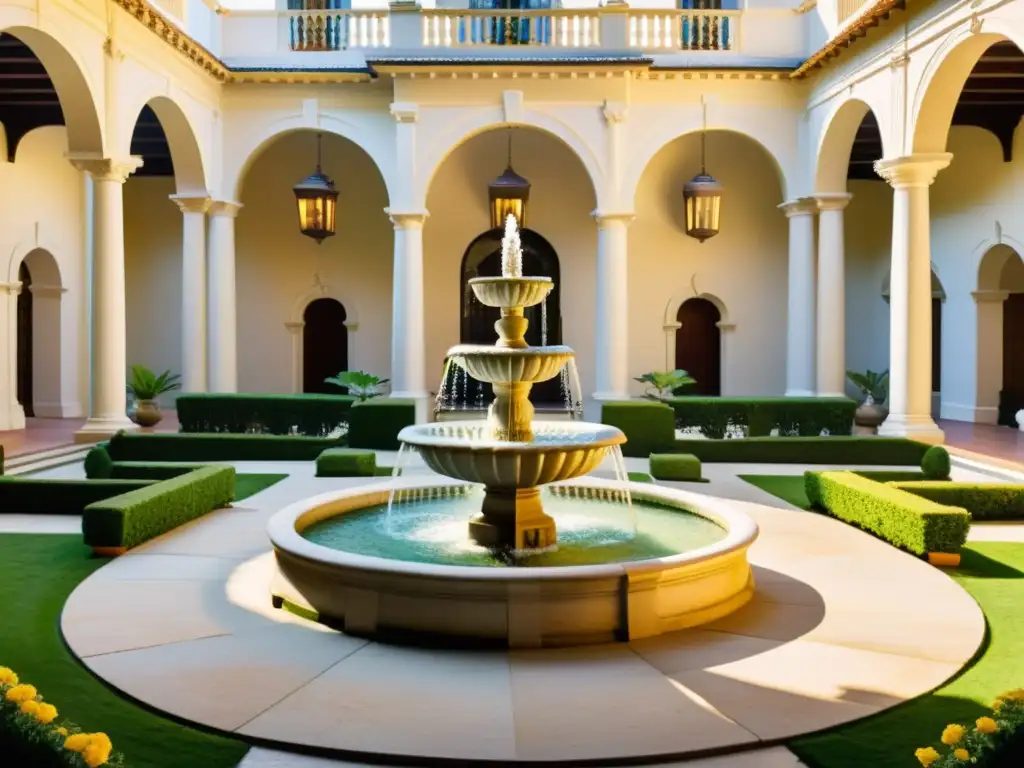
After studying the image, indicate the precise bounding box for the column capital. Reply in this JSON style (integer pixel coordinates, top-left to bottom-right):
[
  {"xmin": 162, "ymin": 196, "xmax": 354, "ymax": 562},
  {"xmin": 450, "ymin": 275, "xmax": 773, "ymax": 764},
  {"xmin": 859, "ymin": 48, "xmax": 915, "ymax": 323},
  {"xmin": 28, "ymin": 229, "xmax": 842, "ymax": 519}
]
[
  {"xmin": 602, "ymin": 100, "xmax": 628, "ymax": 125},
  {"xmin": 874, "ymin": 153, "xmax": 952, "ymax": 189},
  {"xmin": 972, "ymin": 289, "xmax": 1010, "ymax": 303},
  {"xmin": 390, "ymin": 102, "xmax": 419, "ymax": 123},
  {"xmin": 284, "ymin": 321, "xmax": 305, "ymax": 334},
  {"xmin": 208, "ymin": 200, "xmax": 243, "ymax": 218},
  {"xmin": 0, "ymin": 281, "xmax": 21, "ymax": 295},
  {"xmin": 68, "ymin": 154, "xmax": 143, "ymax": 183},
  {"xmin": 592, "ymin": 210, "xmax": 634, "ymax": 227},
  {"xmin": 170, "ymin": 194, "xmax": 212, "ymax": 215},
  {"xmin": 386, "ymin": 209, "xmax": 429, "ymax": 228},
  {"xmin": 778, "ymin": 197, "xmax": 818, "ymax": 217},
  {"xmin": 814, "ymin": 192, "xmax": 853, "ymax": 211}
]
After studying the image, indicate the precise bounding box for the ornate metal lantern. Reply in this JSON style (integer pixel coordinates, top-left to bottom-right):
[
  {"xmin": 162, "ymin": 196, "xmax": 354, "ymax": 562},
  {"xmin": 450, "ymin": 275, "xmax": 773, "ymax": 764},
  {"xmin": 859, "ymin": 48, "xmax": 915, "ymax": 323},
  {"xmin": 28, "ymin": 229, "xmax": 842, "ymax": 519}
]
[
  {"xmin": 488, "ymin": 131, "xmax": 530, "ymax": 229},
  {"xmin": 683, "ymin": 107, "xmax": 723, "ymax": 243},
  {"xmin": 293, "ymin": 133, "xmax": 339, "ymax": 244}
]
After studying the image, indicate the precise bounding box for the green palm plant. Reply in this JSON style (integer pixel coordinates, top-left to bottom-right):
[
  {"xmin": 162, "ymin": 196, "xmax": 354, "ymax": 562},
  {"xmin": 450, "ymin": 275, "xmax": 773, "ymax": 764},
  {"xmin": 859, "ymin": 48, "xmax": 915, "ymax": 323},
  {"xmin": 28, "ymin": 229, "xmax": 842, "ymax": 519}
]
[
  {"xmin": 127, "ymin": 364, "xmax": 181, "ymax": 401},
  {"xmin": 324, "ymin": 370, "xmax": 389, "ymax": 401},
  {"xmin": 634, "ymin": 370, "xmax": 696, "ymax": 401},
  {"xmin": 846, "ymin": 369, "xmax": 889, "ymax": 403}
]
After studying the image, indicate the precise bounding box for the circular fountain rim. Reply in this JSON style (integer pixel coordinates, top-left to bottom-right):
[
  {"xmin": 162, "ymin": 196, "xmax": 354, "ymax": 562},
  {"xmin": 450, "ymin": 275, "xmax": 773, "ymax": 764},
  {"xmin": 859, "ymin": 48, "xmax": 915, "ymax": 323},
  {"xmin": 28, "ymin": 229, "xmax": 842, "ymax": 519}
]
[
  {"xmin": 267, "ymin": 476, "xmax": 760, "ymax": 582},
  {"xmin": 468, "ymin": 275, "xmax": 553, "ymax": 285},
  {"xmin": 447, "ymin": 344, "xmax": 574, "ymax": 357},
  {"xmin": 397, "ymin": 419, "xmax": 625, "ymax": 452}
]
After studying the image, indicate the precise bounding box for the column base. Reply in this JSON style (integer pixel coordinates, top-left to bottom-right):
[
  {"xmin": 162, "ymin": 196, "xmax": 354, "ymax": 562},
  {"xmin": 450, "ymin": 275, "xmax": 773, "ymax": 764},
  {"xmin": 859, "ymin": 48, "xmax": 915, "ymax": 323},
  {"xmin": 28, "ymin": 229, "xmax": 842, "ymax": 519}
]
[
  {"xmin": 389, "ymin": 391, "xmax": 431, "ymax": 423},
  {"xmin": 877, "ymin": 413, "xmax": 945, "ymax": 444},
  {"xmin": 74, "ymin": 417, "xmax": 139, "ymax": 444}
]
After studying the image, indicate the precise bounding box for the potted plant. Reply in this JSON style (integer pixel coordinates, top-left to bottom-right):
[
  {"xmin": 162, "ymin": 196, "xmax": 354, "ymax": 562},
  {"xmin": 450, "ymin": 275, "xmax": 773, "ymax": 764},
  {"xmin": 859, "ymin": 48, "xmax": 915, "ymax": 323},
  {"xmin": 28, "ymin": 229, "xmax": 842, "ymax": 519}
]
[
  {"xmin": 324, "ymin": 370, "xmax": 389, "ymax": 401},
  {"xmin": 846, "ymin": 369, "xmax": 889, "ymax": 428},
  {"xmin": 634, "ymin": 370, "xmax": 696, "ymax": 401},
  {"xmin": 127, "ymin": 364, "xmax": 181, "ymax": 427}
]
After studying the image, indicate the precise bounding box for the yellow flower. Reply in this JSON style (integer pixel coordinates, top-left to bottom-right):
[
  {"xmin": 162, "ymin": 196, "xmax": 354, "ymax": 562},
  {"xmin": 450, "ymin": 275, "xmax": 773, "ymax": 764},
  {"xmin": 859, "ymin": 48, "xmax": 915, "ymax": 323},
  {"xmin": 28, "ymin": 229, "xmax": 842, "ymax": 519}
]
[
  {"xmin": 942, "ymin": 723, "xmax": 966, "ymax": 745},
  {"xmin": 997, "ymin": 688, "xmax": 1024, "ymax": 703},
  {"xmin": 89, "ymin": 733, "xmax": 112, "ymax": 751},
  {"xmin": 64, "ymin": 733, "xmax": 91, "ymax": 753},
  {"xmin": 976, "ymin": 716, "xmax": 998, "ymax": 734},
  {"xmin": 954, "ymin": 748, "xmax": 969, "ymax": 760},
  {"xmin": 915, "ymin": 747, "xmax": 941, "ymax": 767},
  {"xmin": 4, "ymin": 684, "xmax": 37, "ymax": 703},
  {"xmin": 55, "ymin": 727, "xmax": 68, "ymax": 736},
  {"xmin": 0, "ymin": 667, "xmax": 18, "ymax": 685},
  {"xmin": 35, "ymin": 702, "xmax": 58, "ymax": 724},
  {"xmin": 19, "ymin": 700, "xmax": 40, "ymax": 717},
  {"xmin": 83, "ymin": 734, "xmax": 113, "ymax": 767}
]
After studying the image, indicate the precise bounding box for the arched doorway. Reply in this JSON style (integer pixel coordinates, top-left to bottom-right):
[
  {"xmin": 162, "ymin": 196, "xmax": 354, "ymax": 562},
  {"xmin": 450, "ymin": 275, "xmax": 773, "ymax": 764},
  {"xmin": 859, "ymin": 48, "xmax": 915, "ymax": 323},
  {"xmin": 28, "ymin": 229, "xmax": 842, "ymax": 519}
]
[
  {"xmin": 675, "ymin": 298, "xmax": 721, "ymax": 396},
  {"xmin": 458, "ymin": 228, "xmax": 562, "ymax": 406},
  {"xmin": 302, "ymin": 298, "xmax": 348, "ymax": 393},
  {"xmin": 17, "ymin": 262, "xmax": 33, "ymax": 417}
]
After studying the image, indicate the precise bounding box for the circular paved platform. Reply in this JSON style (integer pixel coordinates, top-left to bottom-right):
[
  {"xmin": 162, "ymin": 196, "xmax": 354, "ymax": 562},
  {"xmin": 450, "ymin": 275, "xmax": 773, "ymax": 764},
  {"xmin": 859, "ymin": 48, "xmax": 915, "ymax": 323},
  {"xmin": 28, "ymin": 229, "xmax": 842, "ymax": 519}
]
[{"xmin": 61, "ymin": 471, "xmax": 985, "ymax": 764}]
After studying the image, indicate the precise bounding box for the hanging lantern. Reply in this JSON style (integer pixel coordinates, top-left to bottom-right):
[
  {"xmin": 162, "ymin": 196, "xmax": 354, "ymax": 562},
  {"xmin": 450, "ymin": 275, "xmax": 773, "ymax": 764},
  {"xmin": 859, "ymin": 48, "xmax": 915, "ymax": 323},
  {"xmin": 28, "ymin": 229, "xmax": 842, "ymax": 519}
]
[
  {"xmin": 488, "ymin": 130, "xmax": 530, "ymax": 229},
  {"xmin": 683, "ymin": 107, "xmax": 723, "ymax": 243},
  {"xmin": 293, "ymin": 133, "xmax": 339, "ymax": 244}
]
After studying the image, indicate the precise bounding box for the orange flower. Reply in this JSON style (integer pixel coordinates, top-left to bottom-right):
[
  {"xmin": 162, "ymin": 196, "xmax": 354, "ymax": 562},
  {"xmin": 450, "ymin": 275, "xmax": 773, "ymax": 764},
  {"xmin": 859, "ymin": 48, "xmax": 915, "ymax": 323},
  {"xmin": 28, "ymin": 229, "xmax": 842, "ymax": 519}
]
[{"xmin": 976, "ymin": 716, "xmax": 998, "ymax": 734}]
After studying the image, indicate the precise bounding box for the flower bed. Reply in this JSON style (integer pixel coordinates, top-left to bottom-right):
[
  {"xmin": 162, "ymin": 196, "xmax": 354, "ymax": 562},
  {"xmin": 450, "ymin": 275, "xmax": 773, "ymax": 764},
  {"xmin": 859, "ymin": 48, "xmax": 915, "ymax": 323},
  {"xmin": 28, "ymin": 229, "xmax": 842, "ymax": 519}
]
[
  {"xmin": 914, "ymin": 690, "xmax": 1024, "ymax": 766},
  {"xmin": 1, "ymin": 666, "xmax": 124, "ymax": 766}
]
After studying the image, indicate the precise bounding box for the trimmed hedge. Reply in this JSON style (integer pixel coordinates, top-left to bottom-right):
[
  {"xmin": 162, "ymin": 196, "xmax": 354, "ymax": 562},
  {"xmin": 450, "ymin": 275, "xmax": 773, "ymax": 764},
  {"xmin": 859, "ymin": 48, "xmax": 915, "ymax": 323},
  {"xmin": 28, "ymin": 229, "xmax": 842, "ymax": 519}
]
[
  {"xmin": 601, "ymin": 401, "xmax": 676, "ymax": 458},
  {"xmin": 650, "ymin": 453, "xmax": 702, "ymax": 481},
  {"xmin": 666, "ymin": 396, "xmax": 857, "ymax": 438},
  {"xmin": 316, "ymin": 448, "xmax": 377, "ymax": 477},
  {"xmin": 347, "ymin": 398, "xmax": 417, "ymax": 451},
  {"xmin": 921, "ymin": 445, "xmax": 951, "ymax": 479},
  {"xmin": 854, "ymin": 470, "xmax": 929, "ymax": 483},
  {"xmin": 804, "ymin": 470, "xmax": 970, "ymax": 555},
  {"xmin": 892, "ymin": 482, "xmax": 1024, "ymax": 521},
  {"xmin": 176, "ymin": 393, "xmax": 355, "ymax": 436},
  {"xmin": 83, "ymin": 443, "xmax": 113, "ymax": 478},
  {"xmin": 85, "ymin": 444, "xmax": 204, "ymax": 480},
  {"xmin": 83, "ymin": 465, "xmax": 236, "ymax": 550},
  {"xmin": 106, "ymin": 431, "xmax": 342, "ymax": 462},
  {"xmin": 0, "ymin": 477, "xmax": 154, "ymax": 515},
  {"xmin": 672, "ymin": 436, "xmax": 931, "ymax": 465}
]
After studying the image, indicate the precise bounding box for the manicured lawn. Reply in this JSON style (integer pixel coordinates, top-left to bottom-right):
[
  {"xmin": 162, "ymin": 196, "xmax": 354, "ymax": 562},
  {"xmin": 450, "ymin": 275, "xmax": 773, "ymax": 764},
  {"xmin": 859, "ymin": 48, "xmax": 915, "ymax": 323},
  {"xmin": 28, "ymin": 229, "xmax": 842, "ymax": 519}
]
[
  {"xmin": 0, "ymin": 535, "xmax": 249, "ymax": 767},
  {"xmin": 235, "ymin": 472, "xmax": 287, "ymax": 500},
  {"xmin": 628, "ymin": 471, "xmax": 654, "ymax": 483},
  {"xmin": 740, "ymin": 473, "xmax": 811, "ymax": 509}
]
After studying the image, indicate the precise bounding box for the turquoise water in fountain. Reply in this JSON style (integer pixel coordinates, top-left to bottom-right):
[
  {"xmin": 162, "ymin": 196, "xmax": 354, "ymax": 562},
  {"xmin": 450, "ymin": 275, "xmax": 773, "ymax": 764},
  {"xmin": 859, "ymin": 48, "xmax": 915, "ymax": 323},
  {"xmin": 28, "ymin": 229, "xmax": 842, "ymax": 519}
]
[{"xmin": 301, "ymin": 485, "xmax": 728, "ymax": 567}]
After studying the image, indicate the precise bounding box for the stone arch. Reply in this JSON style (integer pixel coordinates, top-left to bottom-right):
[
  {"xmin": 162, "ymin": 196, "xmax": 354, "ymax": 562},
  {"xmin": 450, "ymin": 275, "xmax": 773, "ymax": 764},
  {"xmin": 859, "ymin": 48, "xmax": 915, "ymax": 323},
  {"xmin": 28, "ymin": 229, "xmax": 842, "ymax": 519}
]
[
  {"xmin": 124, "ymin": 95, "xmax": 209, "ymax": 194},
  {"xmin": 228, "ymin": 116, "xmax": 395, "ymax": 205},
  {"xmin": 284, "ymin": 283, "xmax": 359, "ymax": 394},
  {"xmin": 0, "ymin": 22, "xmax": 103, "ymax": 155},
  {"xmin": 661, "ymin": 292, "xmax": 732, "ymax": 378},
  {"xmin": 912, "ymin": 25, "xmax": 1024, "ymax": 155},
  {"xmin": 814, "ymin": 97, "xmax": 890, "ymax": 193},
  {"xmin": 12, "ymin": 248, "xmax": 64, "ymax": 419},
  {"xmin": 419, "ymin": 112, "xmax": 603, "ymax": 211},
  {"xmin": 973, "ymin": 243, "xmax": 1024, "ymax": 425},
  {"xmin": 977, "ymin": 243, "xmax": 1022, "ymax": 291}
]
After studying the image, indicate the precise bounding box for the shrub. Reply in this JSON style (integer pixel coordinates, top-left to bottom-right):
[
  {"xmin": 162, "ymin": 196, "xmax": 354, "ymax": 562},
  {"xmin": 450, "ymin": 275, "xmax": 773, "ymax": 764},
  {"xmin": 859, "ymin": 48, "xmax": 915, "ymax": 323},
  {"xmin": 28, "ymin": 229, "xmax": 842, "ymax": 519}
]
[
  {"xmin": 176, "ymin": 393, "xmax": 355, "ymax": 436},
  {"xmin": 83, "ymin": 444, "xmax": 114, "ymax": 479},
  {"xmin": 854, "ymin": 470, "xmax": 929, "ymax": 483},
  {"xmin": 922, "ymin": 445, "xmax": 952, "ymax": 480},
  {"xmin": 650, "ymin": 453, "xmax": 702, "ymax": 481},
  {"xmin": 316, "ymin": 448, "xmax": 377, "ymax": 477},
  {"xmin": 347, "ymin": 398, "xmax": 417, "ymax": 451},
  {"xmin": 110, "ymin": 462, "xmax": 207, "ymax": 480},
  {"xmin": 666, "ymin": 396, "xmax": 857, "ymax": 438},
  {"xmin": 673, "ymin": 436, "xmax": 930, "ymax": 465},
  {"xmin": 804, "ymin": 470, "xmax": 970, "ymax": 555},
  {"xmin": 0, "ymin": 478, "xmax": 154, "ymax": 515},
  {"xmin": 892, "ymin": 482, "xmax": 1024, "ymax": 521},
  {"xmin": 912, "ymin": 690, "xmax": 1024, "ymax": 767},
  {"xmin": 107, "ymin": 431, "xmax": 342, "ymax": 462},
  {"xmin": 601, "ymin": 401, "xmax": 676, "ymax": 458},
  {"xmin": 83, "ymin": 466, "xmax": 236, "ymax": 550}
]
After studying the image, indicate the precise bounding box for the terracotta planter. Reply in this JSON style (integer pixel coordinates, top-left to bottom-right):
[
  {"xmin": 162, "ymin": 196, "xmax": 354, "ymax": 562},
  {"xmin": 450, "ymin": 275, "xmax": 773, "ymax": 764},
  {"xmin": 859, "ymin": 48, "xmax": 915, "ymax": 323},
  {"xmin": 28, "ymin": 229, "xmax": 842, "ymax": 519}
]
[
  {"xmin": 854, "ymin": 395, "xmax": 888, "ymax": 429},
  {"xmin": 130, "ymin": 399, "xmax": 163, "ymax": 428}
]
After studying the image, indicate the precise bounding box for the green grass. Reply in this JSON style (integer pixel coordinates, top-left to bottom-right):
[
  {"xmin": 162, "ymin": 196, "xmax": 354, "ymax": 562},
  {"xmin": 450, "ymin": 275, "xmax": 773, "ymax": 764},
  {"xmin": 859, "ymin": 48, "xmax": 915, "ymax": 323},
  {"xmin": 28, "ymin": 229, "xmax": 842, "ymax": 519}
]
[
  {"xmin": 628, "ymin": 472, "xmax": 654, "ymax": 483},
  {"xmin": 739, "ymin": 474, "xmax": 812, "ymax": 509},
  {"xmin": 0, "ymin": 535, "xmax": 249, "ymax": 767},
  {"xmin": 234, "ymin": 473, "xmax": 286, "ymax": 500}
]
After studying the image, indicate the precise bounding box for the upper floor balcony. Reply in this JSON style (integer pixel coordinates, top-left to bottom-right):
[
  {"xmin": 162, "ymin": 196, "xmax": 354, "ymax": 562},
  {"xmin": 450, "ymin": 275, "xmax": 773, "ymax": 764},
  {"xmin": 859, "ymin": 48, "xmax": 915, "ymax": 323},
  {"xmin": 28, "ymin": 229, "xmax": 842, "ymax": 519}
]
[{"xmin": 219, "ymin": 1, "xmax": 806, "ymax": 72}]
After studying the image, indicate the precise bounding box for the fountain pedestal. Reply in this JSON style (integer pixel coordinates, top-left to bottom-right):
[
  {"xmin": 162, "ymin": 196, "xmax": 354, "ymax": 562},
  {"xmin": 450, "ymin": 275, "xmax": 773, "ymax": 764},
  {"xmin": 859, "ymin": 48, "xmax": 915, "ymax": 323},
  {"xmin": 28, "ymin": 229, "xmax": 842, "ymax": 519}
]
[{"xmin": 469, "ymin": 487, "xmax": 557, "ymax": 549}]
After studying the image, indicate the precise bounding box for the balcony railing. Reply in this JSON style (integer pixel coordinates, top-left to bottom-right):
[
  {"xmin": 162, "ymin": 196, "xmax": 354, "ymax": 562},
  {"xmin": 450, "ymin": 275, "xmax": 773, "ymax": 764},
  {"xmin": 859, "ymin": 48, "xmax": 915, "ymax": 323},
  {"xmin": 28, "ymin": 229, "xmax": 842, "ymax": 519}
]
[
  {"xmin": 289, "ymin": 9, "xmax": 390, "ymax": 51},
  {"xmin": 421, "ymin": 9, "xmax": 600, "ymax": 48},
  {"xmin": 627, "ymin": 10, "xmax": 738, "ymax": 51}
]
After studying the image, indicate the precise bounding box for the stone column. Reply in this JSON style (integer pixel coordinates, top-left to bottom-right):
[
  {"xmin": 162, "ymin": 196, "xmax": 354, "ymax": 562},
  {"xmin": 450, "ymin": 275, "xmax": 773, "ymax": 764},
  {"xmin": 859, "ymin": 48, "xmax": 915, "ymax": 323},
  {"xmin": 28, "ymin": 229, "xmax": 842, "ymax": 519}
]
[
  {"xmin": 171, "ymin": 195, "xmax": 211, "ymax": 393},
  {"xmin": 972, "ymin": 290, "xmax": 1008, "ymax": 424},
  {"xmin": 387, "ymin": 210, "xmax": 429, "ymax": 422},
  {"xmin": 285, "ymin": 321, "xmax": 304, "ymax": 394},
  {"xmin": 779, "ymin": 198, "xmax": 818, "ymax": 397},
  {"xmin": 593, "ymin": 212, "xmax": 633, "ymax": 401},
  {"xmin": 207, "ymin": 201, "xmax": 242, "ymax": 393},
  {"xmin": 70, "ymin": 157, "xmax": 142, "ymax": 440},
  {"xmin": 814, "ymin": 193, "xmax": 852, "ymax": 397},
  {"xmin": 875, "ymin": 153, "xmax": 952, "ymax": 443}
]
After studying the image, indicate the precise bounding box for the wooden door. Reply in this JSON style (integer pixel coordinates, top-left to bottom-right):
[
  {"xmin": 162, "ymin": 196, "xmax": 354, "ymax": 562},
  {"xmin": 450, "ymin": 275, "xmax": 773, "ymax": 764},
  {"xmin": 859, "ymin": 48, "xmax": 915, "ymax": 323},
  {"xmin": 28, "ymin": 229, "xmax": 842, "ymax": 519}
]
[
  {"xmin": 16, "ymin": 262, "xmax": 32, "ymax": 417},
  {"xmin": 303, "ymin": 298, "xmax": 348, "ymax": 394},
  {"xmin": 1004, "ymin": 293, "xmax": 1024, "ymax": 402},
  {"xmin": 932, "ymin": 297, "xmax": 942, "ymax": 393},
  {"xmin": 675, "ymin": 298, "xmax": 721, "ymax": 396}
]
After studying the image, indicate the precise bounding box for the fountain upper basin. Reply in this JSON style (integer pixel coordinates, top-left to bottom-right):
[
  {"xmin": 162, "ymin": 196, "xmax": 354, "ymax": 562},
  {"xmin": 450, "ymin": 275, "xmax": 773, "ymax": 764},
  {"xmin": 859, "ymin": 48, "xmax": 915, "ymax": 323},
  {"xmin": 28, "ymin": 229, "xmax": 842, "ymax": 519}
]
[
  {"xmin": 448, "ymin": 344, "xmax": 574, "ymax": 385},
  {"xmin": 469, "ymin": 276, "xmax": 552, "ymax": 308}
]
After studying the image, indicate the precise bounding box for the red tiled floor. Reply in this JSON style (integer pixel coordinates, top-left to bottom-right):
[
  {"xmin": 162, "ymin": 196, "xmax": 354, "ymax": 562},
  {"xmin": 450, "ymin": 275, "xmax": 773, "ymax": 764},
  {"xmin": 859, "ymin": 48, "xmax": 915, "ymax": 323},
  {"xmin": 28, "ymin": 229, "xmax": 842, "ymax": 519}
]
[
  {"xmin": 0, "ymin": 412, "xmax": 180, "ymax": 459},
  {"xmin": 939, "ymin": 419, "xmax": 1024, "ymax": 466}
]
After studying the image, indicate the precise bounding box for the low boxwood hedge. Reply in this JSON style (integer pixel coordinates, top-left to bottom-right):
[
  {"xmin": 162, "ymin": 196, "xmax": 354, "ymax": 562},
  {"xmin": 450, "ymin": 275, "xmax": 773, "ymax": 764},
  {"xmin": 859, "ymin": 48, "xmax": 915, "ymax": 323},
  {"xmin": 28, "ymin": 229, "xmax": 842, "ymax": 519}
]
[
  {"xmin": 891, "ymin": 482, "xmax": 1024, "ymax": 521},
  {"xmin": 672, "ymin": 436, "xmax": 930, "ymax": 465},
  {"xmin": 0, "ymin": 478, "xmax": 155, "ymax": 515},
  {"xmin": 83, "ymin": 465, "xmax": 236, "ymax": 550},
  {"xmin": 176, "ymin": 393, "xmax": 355, "ymax": 436},
  {"xmin": 316, "ymin": 448, "xmax": 377, "ymax": 477},
  {"xmin": 666, "ymin": 396, "xmax": 856, "ymax": 438},
  {"xmin": 106, "ymin": 431, "xmax": 342, "ymax": 462},
  {"xmin": 85, "ymin": 445, "xmax": 203, "ymax": 480},
  {"xmin": 601, "ymin": 401, "xmax": 676, "ymax": 458},
  {"xmin": 347, "ymin": 398, "xmax": 417, "ymax": 451},
  {"xmin": 650, "ymin": 453, "xmax": 702, "ymax": 481},
  {"xmin": 804, "ymin": 470, "xmax": 970, "ymax": 555}
]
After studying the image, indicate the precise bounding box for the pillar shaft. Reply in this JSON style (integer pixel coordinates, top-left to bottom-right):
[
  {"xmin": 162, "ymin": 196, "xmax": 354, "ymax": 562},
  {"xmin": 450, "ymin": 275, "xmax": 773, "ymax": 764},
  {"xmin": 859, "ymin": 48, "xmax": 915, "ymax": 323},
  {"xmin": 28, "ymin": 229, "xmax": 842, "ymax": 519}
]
[
  {"xmin": 814, "ymin": 193, "xmax": 851, "ymax": 397},
  {"xmin": 172, "ymin": 195, "xmax": 211, "ymax": 393},
  {"xmin": 388, "ymin": 210, "xmax": 428, "ymax": 422},
  {"xmin": 780, "ymin": 199, "xmax": 817, "ymax": 397},
  {"xmin": 593, "ymin": 212, "xmax": 633, "ymax": 400},
  {"xmin": 207, "ymin": 201, "xmax": 241, "ymax": 393}
]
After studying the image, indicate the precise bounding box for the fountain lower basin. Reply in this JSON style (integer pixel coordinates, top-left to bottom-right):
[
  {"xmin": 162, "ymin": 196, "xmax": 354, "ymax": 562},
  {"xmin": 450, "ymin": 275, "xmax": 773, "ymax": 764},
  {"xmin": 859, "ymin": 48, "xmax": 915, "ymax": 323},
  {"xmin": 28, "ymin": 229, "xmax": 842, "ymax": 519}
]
[{"xmin": 267, "ymin": 478, "xmax": 759, "ymax": 648}]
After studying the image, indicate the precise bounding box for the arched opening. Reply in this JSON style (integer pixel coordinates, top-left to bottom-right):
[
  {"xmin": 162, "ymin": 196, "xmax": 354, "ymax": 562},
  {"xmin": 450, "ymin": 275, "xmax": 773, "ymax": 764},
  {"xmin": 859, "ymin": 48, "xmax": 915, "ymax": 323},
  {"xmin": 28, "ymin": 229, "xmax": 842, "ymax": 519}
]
[
  {"xmin": 675, "ymin": 298, "xmax": 721, "ymax": 396},
  {"xmin": 977, "ymin": 245, "xmax": 1024, "ymax": 426},
  {"xmin": 16, "ymin": 262, "xmax": 32, "ymax": 416},
  {"xmin": 455, "ymin": 228, "xmax": 562, "ymax": 406},
  {"xmin": 302, "ymin": 298, "xmax": 348, "ymax": 393},
  {"xmin": 15, "ymin": 248, "xmax": 63, "ymax": 419}
]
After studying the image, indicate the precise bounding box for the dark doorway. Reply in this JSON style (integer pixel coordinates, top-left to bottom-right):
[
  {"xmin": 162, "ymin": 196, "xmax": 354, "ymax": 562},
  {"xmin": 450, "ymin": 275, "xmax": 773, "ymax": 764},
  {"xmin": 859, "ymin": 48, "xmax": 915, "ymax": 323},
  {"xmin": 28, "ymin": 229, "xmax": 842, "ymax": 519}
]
[
  {"xmin": 303, "ymin": 298, "xmax": 348, "ymax": 394},
  {"xmin": 16, "ymin": 262, "xmax": 33, "ymax": 417},
  {"xmin": 675, "ymin": 298, "xmax": 721, "ymax": 396},
  {"xmin": 458, "ymin": 228, "xmax": 562, "ymax": 407},
  {"xmin": 1003, "ymin": 294, "xmax": 1024, "ymax": 418},
  {"xmin": 932, "ymin": 297, "xmax": 942, "ymax": 394}
]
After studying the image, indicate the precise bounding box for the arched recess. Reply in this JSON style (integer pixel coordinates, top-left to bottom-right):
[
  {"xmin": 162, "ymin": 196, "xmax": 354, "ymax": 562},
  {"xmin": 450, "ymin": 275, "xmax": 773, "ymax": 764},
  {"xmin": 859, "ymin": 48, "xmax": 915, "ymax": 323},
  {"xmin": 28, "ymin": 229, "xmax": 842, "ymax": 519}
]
[
  {"xmin": 662, "ymin": 293, "xmax": 730, "ymax": 393},
  {"xmin": 126, "ymin": 96, "xmax": 209, "ymax": 194},
  {"xmin": 675, "ymin": 298, "xmax": 722, "ymax": 396},
  {"xmin": 14, "ymin": 248, "xmax": 63, "ymax": 419},
  {"xmin": 285, "ymin": 284, "xmax": 360, "ymax": 395},
  {"xmin": 454, "ymin": 227, "xmax": 562, "ymax": 407},
  {"xmin": 302, "ymin": 298, "xmax": 348, "ymax": 394},
  {"xmin": 814, "ymin": 97, "xmax": 890, "ymax": 193},
  {"xmin": 975, "ymin": 244, "xmax": 1024, "ymax": 426},
  {"xmin": 0, "ymin": 24, "xmax": 103, "ymax": 155}
]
